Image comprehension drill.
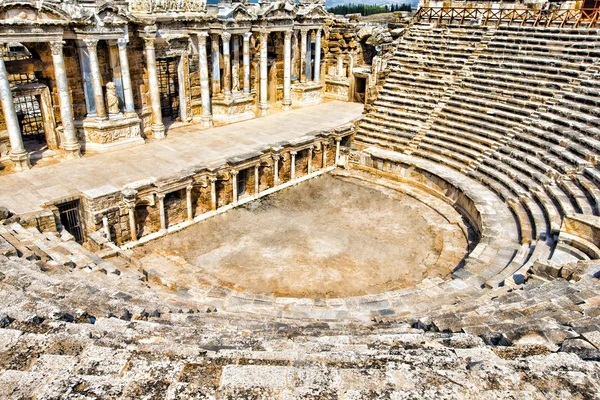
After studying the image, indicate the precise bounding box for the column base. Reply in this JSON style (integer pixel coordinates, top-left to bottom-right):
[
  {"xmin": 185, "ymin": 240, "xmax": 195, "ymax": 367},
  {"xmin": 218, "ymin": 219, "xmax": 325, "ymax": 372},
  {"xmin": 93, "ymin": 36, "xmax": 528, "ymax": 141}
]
[
  {"xmin": 62, "ymin": 142, "xmax": 81, "ymax": 159},
  {"xmin": 282, "ymin": 100, "xmax": 292, "ymax": 111},
  {"xmin": 152, "ymin": 124, "xmax": 166, "ymax": 139},
  {"xmin": 201, "ymin": 115, "xmax": 213, "ymax": 128},
  {"xmin": 259, "ymin": 103, "xmax": 269, "ymax": 116},
  {"xmin": 10, "ymin": 150, "xmax": 31, "ymax": 171}
]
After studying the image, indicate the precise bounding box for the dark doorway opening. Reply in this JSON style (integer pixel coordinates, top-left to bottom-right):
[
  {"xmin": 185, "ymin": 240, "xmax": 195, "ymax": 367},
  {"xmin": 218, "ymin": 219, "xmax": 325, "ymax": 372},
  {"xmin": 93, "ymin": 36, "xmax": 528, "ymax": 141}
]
[
  {"xmin": 354, "ymin": 77, "xmax": 367, "ymax": 104},
  {"xmin": 156, "ymin": 57, "xmax": 180, "ymax": 120},
  {"xmin": 58, "ymin": 200, "xmax": 84, "ymax": 243}
]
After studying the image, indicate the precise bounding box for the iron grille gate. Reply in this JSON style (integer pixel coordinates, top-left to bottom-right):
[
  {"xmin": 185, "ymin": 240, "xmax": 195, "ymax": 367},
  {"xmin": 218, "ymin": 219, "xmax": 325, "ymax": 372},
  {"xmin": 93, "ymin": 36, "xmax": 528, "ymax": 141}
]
[
  {"xmin": 156, "ymin": 57, "xmax": 180, "ymax": 120},
  {"xmin": 57, "ymin": 200, "xmax": 84, "ymax": 243},
  {"xmin": 15, "ymin": 95, "xmax": 45, "ymax": 143}
]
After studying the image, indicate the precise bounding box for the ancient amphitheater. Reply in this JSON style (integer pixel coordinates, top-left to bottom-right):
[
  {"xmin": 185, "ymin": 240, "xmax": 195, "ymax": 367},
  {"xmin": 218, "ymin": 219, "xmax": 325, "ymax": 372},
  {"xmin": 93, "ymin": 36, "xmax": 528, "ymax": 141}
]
[{"xmin": 0, "ymin": 0, "xmax": 599, "ymax": 397}]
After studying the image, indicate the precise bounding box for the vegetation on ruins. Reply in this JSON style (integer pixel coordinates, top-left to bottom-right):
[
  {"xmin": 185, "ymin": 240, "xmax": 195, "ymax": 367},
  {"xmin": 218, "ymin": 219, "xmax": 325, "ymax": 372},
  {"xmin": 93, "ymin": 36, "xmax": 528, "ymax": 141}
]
[{"xmin": 327, "ymin": 2, "xmax": 412, "ymax": 16}]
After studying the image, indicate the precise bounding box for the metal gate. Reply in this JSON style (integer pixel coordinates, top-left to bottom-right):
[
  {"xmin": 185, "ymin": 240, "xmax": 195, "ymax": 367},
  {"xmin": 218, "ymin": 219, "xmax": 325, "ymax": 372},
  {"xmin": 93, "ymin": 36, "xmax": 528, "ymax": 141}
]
[
  {"xmin": 156, "ymin": 57, "xmax": 180, "ymax": 120},
  {"xmin": 58, "ymin": 200, "xmax": 84, "ymax": 243},
  {"xmin": 14, "ymin": 95, "xmax": 45, "ymax": 143}
]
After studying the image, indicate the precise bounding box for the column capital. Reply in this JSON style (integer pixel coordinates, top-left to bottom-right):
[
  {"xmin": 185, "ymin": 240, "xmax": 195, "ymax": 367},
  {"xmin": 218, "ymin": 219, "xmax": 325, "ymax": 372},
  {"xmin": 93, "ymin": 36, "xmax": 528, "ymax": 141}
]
[
  {"xmin": 197, "ymin": 31, "xmax": 209, "ymax": 38},
  {"xmin": 222, "ymin": 32, "xmax": 232, "ymax": 42},
  {"xmin": 284, "ymin": 31, "xmax": 292, "ymax": 41},
  {"xmin": 143, "ymin": 37, "xmax": 156, "ymax": 49},
  {"xmin": 230, "ymin": 169, "xmax": 238, "ymax": 177},
  {"xmin": 243, "ymin": 32, "xmax": 252, "ymax": 41},
  {"xmin": 315, "ymin": 28, "xmax": 322, "ymax": 37},
  {"xmin": 209, "ymin": 176, "xmax": 218, "ymax": 183},
  {"xmin": 187, "ymin": 184, "xmax": 194, "ymax": 191},
  {"xmin": 290, "ymin": 150, "xmax": 297, "ymax": 156},
  {"xmin": 334, "ymin": 137, "xmax": 341, "ymax": 143},
  {"xmin": 49, "ymin": 40, "xmax": 65, "ymax": 56},
  {"xmin": 83, "ymin": 38, "xmax": 98, "ymax": 51},
  {"xmin": 272, "ymin": 153, "xmax": 280, "ymax": 161},
  {"xmin": 300, "ymin": 28, "xmax": 309, "ymax": 35},
  {"xmin": 117, "ymin": 38, "xmax": 129, "ymax": 49},
  {"xmin": 156, "ymin": 193, "xmax": 165, "ymax": 200},
  {"xmin": 258, "ymin": 30, "xmax": 269, "ymax": 40}
]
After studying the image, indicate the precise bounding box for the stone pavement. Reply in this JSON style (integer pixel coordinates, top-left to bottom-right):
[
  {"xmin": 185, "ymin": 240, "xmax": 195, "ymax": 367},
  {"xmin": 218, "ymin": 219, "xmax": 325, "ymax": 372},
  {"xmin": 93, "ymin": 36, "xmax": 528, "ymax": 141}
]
[{"xmin": 0, "ymin": 101, "xmax": 363, "ymax": 214}]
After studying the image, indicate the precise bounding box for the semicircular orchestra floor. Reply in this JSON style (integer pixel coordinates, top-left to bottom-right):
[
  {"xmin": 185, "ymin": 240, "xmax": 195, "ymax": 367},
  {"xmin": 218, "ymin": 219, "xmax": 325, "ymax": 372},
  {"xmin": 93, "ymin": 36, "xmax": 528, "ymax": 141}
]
[{"xmin": 133, "ymin": 172, "xmax": 472, "ymax": 299}]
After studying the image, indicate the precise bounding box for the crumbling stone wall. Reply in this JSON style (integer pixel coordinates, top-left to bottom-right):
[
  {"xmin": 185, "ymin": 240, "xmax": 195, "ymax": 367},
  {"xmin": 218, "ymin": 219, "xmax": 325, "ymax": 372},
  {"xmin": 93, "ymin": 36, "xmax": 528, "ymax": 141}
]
[
  {"xmin": 165, "ymin": 190, "xmax": 186, "ymax": 226},
  {"xmin": 259, "ymin": 164, "xmax": 273, "ymax": 191},
  {"xmin": 295, "ymin": 149, "xmax": 310, "ymax": 178},
  {"xmin": 135, "ymin": 203, "xmax": 161, "ymax": 237},
  {"xmin": 217, "ymin": 179, "xmax": 233, "ymax": 208},
  {"xmin": 192, "ymin": 185, "xmax": 212, "ymax": 216}
]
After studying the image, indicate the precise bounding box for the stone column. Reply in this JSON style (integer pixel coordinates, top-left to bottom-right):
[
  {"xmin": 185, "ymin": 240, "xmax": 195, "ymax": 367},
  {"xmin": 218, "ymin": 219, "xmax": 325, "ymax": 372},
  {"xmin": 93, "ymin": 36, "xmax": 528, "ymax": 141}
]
[
  {"xmin": 222, "ymin": 32, "xmax": 231, "ymax": 98},
  {"xmin": 335, "ymin": 138, "xmax": 341, "ymax": 165},
  {"xmin": 314, "ymin": 29, "xmax": 322, "ymax": 83},
  {"xmin": 144, "ymin": 38, "xmax": 165, "ymax": 139},
  {"xmin": 337, "ymin": 55, "xmax": 344, "ymax": 77},
  {"xmin": 307, "ymin": 146, "xmax": 313, "ymax": 174},
  {"xmin": 186, "ymin": 185, "xmax": 193, "ymax": 221},
  {"xmin": 273, "ymin": 153, "xmax": 280, "ymax": 186},
  {"xmin": 0, "ymin": 55, "xmax": 30, "ymax": 170},
  {"xmin": 290, "ymin": 151, "xmax": 297, "ymax": 181},
  {"xmin": 102, "ymin": 216, "xmax": 111, "ymax": 241},
  {"xmin": 232, "ymin": 35, "xmax": 240, "ymax": 94},
  {"xmin": 259, "ymin": 31, "xmax": 269, "ymax": 116},
  {"xmin": 211, "ymin": 34, "xmax": 221, "ymax": 95},
  {"xmin": 322, "ymin": 141, "xmax": 327, "ymax": 168},
  {"xmin": 129, "ymin": 207, "xmax": 137, "ymax": 241},
  {"xmin": 157, "ymin": 194, "xmax": 166, "ymax": 232},
  {"xmin": 50, "ymin": 40, "xmax": 81, "ymax": 159},
  {"xmin": 306, "ymin": 31, "xmax": 312, "ymax": 81},
  {"xmin": 198, "ymin": 32, "xmax": 213, "ymax": 128},
  {"xmin": 292, "ymin": 31, "xmax": 299, "ymax": 82},
  {"xmin": 210, "ymin": 177, "xmax": 217, "ymax": 211},
  {"xmin": 84, "ymin": 39, "xmax": 107, "ymax": 120},
  {"xmin": 243, "ymin": 33, "xmax": 251, "ymax": 94},
  {"xmin": 259, "ymin": 31, "xmax": 269, "ymax": 115},
  {"xmin": 282, "ymin": 31, "xmax": 292, "ymax": 111},
  {"xmin": 254, "ymin": 164, "xmax": 260, "ymax": 195},
  {"xmin": 231, "ymin": 170, "xmax": 238, "ymax": 206},
  {"xmin": 300, "ymin": 29, "xmax": 308, "ymax": 83},
  {"xmin": 117, "ymin": 39, "xmax": 136, "ymax": 115}
]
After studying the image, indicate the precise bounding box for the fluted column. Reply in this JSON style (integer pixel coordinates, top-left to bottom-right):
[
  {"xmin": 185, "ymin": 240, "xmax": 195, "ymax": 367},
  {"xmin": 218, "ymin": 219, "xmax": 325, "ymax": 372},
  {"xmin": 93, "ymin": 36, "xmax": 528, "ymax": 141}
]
[
  {"xmin": 282, "ymin": 31, "xmax": 292, "ymax": 111},
  {"xmin": 300, "ymin": 29, "xmax": 307, "ymax": 83},
  {"xmin": 314, "ymin": 29, "xmax": 322, "ymax": 83},
  {"xmin": 243, "ymin": 33, "xmax": 251, "ymax": 94},
  {"xmin": 198, "ymin": 32, "xmax": 213, "ymax": 127},
  {"xmin": 186, "ymin": 185, "xmax": 193, "ymax": 221},
  {"xmin": 0, "ymin": 55, "xmax": 30, "ymax": 170},
  {"xmin": 117, "ymin": 39, "xmax": 136, "ymax": 115},
  {"xmin": 144, "ymin": 38, "xmax": 165, "ymax": 139},
  {"xmin": 273, "ymin": 153, "xmax": 280, "ymax": 186},
  {"xmin": 211, "ymin": 34, "xmax": 221, "ymax": 96},
  {"xmin": 50, "ymin": 40, "xmax": 81, "ymax": 159},
  {"xmin": 222, "ymin": 32, "xmax": 231, "ymax": 98},
  {"xmin": 210, "ymin": 177, "xmax": 217, "ymax": 211},
  {"xmin": 254, "ymin": 164, "xmax": 260, "ymax": 195},
  {"xmin": 231, "ymin": 170, "xmax": 238, "ymax": 206},
  {"xmin": 157, "ymin": 194, "xmax": 166, "ymax": 232},
  {"xmin": 232, "ymin": 35, "xmax": 240, "ymax": 94},
  {"xmin": 290, "ymin": 151, "xmax": 297, "ymax": 181},
  {"xmin": 306, "ymin": 30, "xmax": 312, "ymax": 81},
  {"xmin": 128, "ymin": 205, "xmax": 137, "ymax": 241},
  {"xmin": 259, "ymin": 31, "xmax": 269, "ymax": 116},
  {"xmin": 84, "ymin": 39, "xmax": 107, "ymax": 120}
]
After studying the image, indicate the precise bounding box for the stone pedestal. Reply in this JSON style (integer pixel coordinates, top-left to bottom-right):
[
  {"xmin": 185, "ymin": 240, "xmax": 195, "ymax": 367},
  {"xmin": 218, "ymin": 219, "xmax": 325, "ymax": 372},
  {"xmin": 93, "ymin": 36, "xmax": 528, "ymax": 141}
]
[
  {"xmin": 77, "ymin": 114, "xmax": 144, "ymax": 153},
  {"xmin": 325, "ymin": 77, "xmax": 350, "ymax": 101},
  {"xmin": 291, "ymin": 82, "xmax": 323, "ymax": 107},
  {"xmin": 212, "ymin": 94, "xmax": 255, "ymax": 124}
]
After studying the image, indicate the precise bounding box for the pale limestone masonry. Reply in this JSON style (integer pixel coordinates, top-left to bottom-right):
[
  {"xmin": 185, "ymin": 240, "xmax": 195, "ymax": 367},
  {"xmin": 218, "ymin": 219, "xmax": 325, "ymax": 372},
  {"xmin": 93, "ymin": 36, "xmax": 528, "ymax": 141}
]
[{"xmin": 0, "ymin": 2, "xmax": 599, "ymax": 398}]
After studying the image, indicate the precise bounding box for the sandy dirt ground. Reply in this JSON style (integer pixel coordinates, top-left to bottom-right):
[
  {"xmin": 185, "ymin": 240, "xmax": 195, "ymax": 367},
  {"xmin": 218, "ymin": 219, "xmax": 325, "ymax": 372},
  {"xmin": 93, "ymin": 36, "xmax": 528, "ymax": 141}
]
[{"xmin": 135, "ymin": 174, "xmax": 469, "ymax": 298}]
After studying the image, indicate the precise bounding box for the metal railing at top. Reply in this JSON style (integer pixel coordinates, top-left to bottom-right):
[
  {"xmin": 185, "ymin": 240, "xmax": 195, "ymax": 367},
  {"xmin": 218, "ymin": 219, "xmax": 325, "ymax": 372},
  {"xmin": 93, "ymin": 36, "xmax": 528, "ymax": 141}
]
[{"xmin": 413, "ymin": 7, "xmax": 600, "ymax": 28}]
